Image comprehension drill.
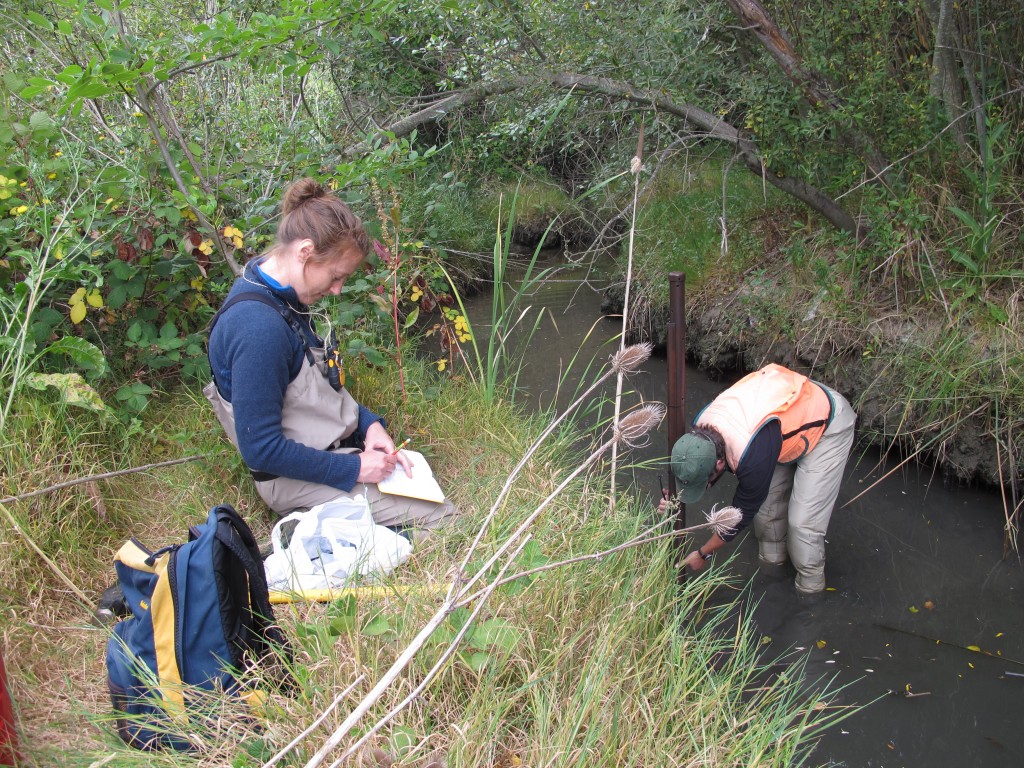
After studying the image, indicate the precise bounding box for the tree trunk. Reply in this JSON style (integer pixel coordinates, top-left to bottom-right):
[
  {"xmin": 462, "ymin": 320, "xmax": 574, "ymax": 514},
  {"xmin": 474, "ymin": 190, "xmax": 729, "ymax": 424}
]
[
  {"xmin": 720, "ymin": 0, "xmax": 891, "ymax": 187},
  {"xmin": 924, "ymin": 0, "xmax": 970, "ymax": 152}
]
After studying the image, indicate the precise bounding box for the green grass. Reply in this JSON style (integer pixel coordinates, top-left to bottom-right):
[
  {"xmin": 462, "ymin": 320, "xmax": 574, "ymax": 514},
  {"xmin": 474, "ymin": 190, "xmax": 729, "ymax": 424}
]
[
  {"xmin": 632, "ymin": 156, "xmax": 787, "ymax": 287},
  {"xmin": 1, "ymin": 345, "xmax": 845, "ymax": 767}
]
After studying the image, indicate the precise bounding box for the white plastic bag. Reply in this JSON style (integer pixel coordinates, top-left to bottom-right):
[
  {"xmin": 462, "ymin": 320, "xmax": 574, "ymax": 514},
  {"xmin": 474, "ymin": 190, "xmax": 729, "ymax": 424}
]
[{"xmin": 263, "ymin": 495, "xmax": 413, "ymax": 592}]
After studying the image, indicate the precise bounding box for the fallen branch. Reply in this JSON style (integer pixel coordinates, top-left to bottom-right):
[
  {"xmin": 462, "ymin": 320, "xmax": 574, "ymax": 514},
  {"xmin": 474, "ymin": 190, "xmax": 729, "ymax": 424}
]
[
  {"xmin": 0, "ymin": 454, "xmax": 209, "ymax": 506},
  {"xmin": 0, "ymin": 453, "xmax": 211, "ymax": 613}
]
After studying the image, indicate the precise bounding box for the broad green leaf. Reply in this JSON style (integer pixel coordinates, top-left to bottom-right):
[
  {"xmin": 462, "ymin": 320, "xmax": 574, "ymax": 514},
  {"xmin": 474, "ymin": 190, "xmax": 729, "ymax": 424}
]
[
  {"xmin": 389, "ymin": 726, "xmax": 417, "ymax": 758},
  {"xmin": 328, "ymin": 615, "xmax": 355, "ymax": 636},
  {"xmin": 361, "ymin": 614, "xmax": 392, "ymax": 637},
  {"xmin": 25, "ymin": 11, "xmax": 54, "ymax": 30},
  {"xmin": 474, "ymin": 619, "xmax": 521, "ymax": 653},
  {"xmin": 987, "ymin": 302, "xmax": 1009, "ymax": 324},
  {"xmin": 126, "ymin": 321, "xmax": 144, "ymax": 343},
  {"xmin": 402, "ymin": 306, "xmax": 419, "ymax": 329},
  {"xmin": 45, "ymin": 336, "xmax": 106, "ymax": 373},
  {"xmin": 107, "ymin": 285, "xmax": 127, "ymax": 309}
]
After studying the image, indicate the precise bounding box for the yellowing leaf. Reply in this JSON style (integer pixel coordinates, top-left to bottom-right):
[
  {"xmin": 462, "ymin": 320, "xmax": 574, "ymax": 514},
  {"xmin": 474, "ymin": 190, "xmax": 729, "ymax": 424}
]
[
  {"xmin": 967, "ymin": 645, "xmax": 981, "ymax": 652},
  {"xmin": 909, "ymin": 606, "xmax": 919, "ymax": 613},
  {"xmin": 815, "ymin": 640, "xmax": 827, "ymax": 649},
  {"xmin": 86, "ymin": 289, "xmax": 103, "ymax": 308},
  {"xmin": 996, "ymin": 632, "xmax": 1004, "ymax": 638},
  {"xmin": 70, "ymin": 287, "xmax": 86, "ymax": 303},
  {"xmin": 198, "ymin": 239, "xmax": 214, "ymax": 255},
  {"xmin": 70, "ymin": 301, "xmax": 87, "ymax": 324}
]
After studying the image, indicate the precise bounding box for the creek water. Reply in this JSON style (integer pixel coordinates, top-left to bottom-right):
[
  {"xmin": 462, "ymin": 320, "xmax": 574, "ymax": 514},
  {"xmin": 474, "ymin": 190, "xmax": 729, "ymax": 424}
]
[{"xmin": 459, "ymin": 251, "xmax": 1024, "ymax": 768}]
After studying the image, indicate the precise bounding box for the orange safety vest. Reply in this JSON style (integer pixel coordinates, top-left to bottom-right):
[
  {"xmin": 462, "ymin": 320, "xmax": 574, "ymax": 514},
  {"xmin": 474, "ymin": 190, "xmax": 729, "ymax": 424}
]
[{"xmin": 696, "ymin": 364, "xmax": 833, "ymax": 470}]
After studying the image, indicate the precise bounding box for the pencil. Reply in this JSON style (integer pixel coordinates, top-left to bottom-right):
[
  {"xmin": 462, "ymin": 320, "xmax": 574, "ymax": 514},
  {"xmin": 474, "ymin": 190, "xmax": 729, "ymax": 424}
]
[{"xmin": 391, "ymin": 438, "xmax": 411, "ymax": 455}]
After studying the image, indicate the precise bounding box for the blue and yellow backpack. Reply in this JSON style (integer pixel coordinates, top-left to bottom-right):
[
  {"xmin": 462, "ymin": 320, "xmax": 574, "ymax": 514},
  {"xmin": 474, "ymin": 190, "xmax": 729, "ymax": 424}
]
[{"xmin": 105, "ymin": 504, "xmax": 292, "ymax": 750}]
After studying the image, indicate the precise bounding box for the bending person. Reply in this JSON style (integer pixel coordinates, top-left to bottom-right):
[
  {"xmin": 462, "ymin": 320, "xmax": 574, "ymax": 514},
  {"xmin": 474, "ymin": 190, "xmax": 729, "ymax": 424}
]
[
  {"xmin": 205, "ymin": 177, "xmax": 456, "ymax": 530},
  {"xmin": 667, "ymin": 363, "xmax": 856, "ymax": 594}
]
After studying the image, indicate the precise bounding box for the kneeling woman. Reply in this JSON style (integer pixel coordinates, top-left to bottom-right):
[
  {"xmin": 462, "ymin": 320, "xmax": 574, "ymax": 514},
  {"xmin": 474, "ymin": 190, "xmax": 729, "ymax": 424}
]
[{"xmin": 205, "ymin": 178, "xmax": 456, "ymax": 530}]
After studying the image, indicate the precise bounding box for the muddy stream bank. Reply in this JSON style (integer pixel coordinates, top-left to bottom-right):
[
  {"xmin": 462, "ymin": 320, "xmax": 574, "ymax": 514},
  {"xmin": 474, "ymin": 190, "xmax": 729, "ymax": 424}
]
[{"xmin": 460, "ymin": 252, "xmax": 1024, "ymax": 768}]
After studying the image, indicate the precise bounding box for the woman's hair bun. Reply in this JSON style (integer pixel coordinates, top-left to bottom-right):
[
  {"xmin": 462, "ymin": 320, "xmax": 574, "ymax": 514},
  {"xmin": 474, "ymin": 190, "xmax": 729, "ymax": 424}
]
[{"xmin": 281, "ymin": 178, "xmax": 326, "ymax": 215}]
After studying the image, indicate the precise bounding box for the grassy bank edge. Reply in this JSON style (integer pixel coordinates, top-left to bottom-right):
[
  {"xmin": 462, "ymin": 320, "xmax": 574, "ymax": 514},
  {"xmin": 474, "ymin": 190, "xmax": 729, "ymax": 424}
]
[{"xmin": 0, "ymin": 352, "xmax": 848, "ymax": 767}]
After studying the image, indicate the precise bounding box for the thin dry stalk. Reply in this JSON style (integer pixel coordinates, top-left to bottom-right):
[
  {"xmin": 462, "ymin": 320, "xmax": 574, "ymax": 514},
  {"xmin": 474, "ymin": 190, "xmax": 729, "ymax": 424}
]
[
  {"xmin": 328, "ymin": 537, "xmax": 533, "ymax": 767},
  {"xmin": 290, "ymin": 404, "xmax": 665, "ymax": 768},
  {"xmin": 450, "ymin": 343, "xmax": 652, "ymax": 602},
  {"xmin": 263, "ymin": 675, "xmax": 366, "ymax": 768},
  {"xmin": 609, "ymin": 130, "xmax": 645, "ymax": 508},
  {"xmin": 456, "ymin": 505, "xmax": 742, "ymax": 606},
  {"xmin": 0, "ymin": 501, "xmax": 91, "ymax": 606},
  {"xmin": 841, "ymin": 403, "xmax": 988, "ymax": 509}
]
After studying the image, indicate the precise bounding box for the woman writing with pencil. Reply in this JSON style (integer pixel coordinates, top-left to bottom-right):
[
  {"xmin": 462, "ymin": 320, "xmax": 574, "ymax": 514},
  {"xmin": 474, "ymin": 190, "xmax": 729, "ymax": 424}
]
[{"xmin": 204, "ymin": 178, "xmax": 457, "ymax": 530}]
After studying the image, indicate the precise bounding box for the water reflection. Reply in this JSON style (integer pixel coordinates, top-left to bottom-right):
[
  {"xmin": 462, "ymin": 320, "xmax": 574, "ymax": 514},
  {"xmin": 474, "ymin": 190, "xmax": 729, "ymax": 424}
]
[{"xmin": 460, "ymin": 250, "xmax": 1024, "ymax": 768}]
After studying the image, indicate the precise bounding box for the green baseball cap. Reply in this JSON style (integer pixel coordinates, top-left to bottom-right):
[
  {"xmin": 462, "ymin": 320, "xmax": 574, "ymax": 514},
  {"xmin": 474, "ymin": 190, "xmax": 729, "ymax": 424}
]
[{"xmin": 670, "ymin": 433, "xmax": 717, "ymax": 503}]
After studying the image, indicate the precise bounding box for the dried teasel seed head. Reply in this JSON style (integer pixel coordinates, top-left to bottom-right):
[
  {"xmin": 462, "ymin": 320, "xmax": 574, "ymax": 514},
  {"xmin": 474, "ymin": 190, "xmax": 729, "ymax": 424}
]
[
  {"xmin": 614, "ymin": 403, "xmax": 666, "ymax": 448},
  {"xmin": 706, "ymin": 505, "xmax": 742, "ymax": 537},
  {"xmin": 610, "ymin": 343, "xmax": 653, "ymax": 376}
]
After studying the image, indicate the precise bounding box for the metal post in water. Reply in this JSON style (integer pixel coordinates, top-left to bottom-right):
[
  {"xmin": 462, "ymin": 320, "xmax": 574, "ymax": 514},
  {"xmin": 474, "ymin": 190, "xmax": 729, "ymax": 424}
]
[{"xmin": 666, "ymin": 272, "xmax": 687, "ymax": 530}]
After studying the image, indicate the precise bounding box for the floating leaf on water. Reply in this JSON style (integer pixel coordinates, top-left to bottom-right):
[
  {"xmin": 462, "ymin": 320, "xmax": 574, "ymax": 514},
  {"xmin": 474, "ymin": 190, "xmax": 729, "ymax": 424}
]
[
  {"xmin": 996, "ymin": 632, "xmax": 1004, "ymax": 638},
  {"xmin": 967, "ymin": 645, "xmax": 981, "ymax": 652},
  {"xmin": 760, "ymin": 636, "xmax": 772, "ymax": 645},
  {"xmin": 923, "ymin": 600, "xmax": 935, "ymax": 610},
  {"xmin": 968, "ymin": 662, "xmax": 975, "ymax": 669},
  {"xmin": 816, "ymin": 640, "xmax": 827, "ymax": 649},
  {"xmin": 908, "ymin": 606, "xmax": 919, "ymax": 613}
]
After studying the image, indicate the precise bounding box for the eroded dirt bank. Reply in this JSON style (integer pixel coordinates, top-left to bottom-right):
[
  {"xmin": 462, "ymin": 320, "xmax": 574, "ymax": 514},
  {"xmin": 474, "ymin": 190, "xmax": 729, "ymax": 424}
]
[{"xmin": 603, "ymin": 275, "xmax": 1022, "ymax": 494}]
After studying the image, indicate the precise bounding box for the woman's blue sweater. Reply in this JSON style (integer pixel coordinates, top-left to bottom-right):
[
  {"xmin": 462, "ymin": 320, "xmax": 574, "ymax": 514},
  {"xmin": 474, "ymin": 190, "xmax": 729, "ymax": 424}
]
[{"xmin": 207, "ymin": 260, "xmax": 383, "ymax": 492}]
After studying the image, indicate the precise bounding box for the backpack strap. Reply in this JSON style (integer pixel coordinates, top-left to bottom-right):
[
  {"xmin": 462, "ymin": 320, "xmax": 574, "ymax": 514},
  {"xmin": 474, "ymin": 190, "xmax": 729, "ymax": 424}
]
[
  {"xmin": 210, "ymin": 505, "xmax": 295, "ymax": 691},
  {"xmin": 207, "ymin": 292, "xmax": 317, "ymax": 392}
]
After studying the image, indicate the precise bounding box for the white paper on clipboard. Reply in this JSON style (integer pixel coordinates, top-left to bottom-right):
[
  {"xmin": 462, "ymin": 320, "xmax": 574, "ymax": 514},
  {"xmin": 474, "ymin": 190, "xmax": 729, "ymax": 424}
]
[{"xmin": 377, "ymin": 449, "xmax": 446, "ymax": 503}]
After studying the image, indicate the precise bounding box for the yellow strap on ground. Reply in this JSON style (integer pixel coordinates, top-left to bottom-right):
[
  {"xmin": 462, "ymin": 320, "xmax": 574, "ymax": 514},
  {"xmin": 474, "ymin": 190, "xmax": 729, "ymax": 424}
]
[{"xmin": 268, "ymin": 583, "xmax": 445, "ymax": 604}]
